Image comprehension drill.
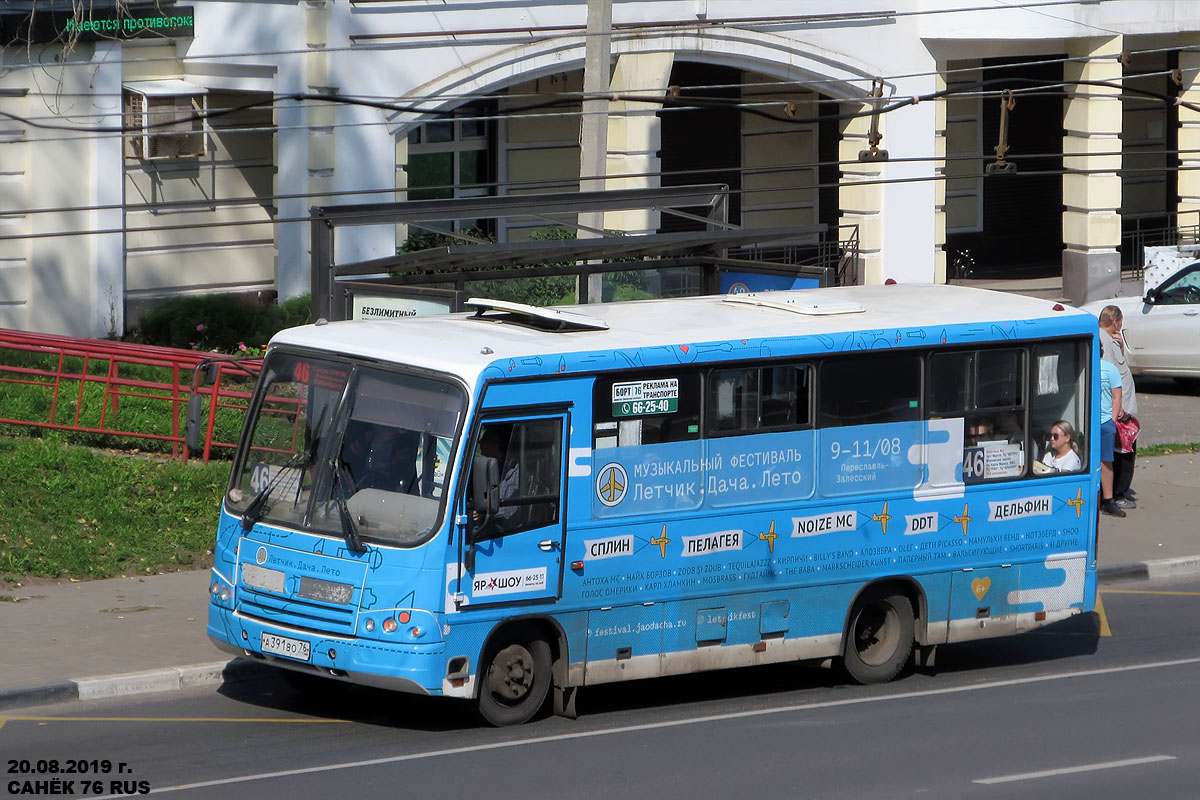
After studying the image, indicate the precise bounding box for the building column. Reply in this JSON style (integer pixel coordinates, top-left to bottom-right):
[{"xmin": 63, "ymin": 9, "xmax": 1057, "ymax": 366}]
[
  {"xmin": 839, "ymin": 101, "xmax": 883, "ymax": 284},
  {"xmin": 1062, "ymin": 36, "xmax": 1123, "ymax": 305},
  {"xmin": 603, "ymin": 51, "xmax": 675, "ymax": 233},
  {"xmin": 306, "ymin": 0, "xmax": 336, "ymax": 211},
  {"xmin": 1177, "ymin": 40, "xmax": 1200, "ymax": 231},
  {"xmin": 933, "ymin": 70, "xmax": 948, "ymax": 284},
  {"xmin": 91, "ymin": 43, "xmax": 125, "ymax": 337},
  {"xmin": 0, "ymin": 85, "xmax": 30, "ymax": 331},
  {"xmin": 275, "ymin": 1, "xmax": 330, "ymax": 302}
]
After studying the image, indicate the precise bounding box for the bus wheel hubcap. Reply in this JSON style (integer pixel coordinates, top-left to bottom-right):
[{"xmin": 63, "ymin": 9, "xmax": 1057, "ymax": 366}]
[
  {"xmin": 856, "ymin": 604, "xmax": 899, "ymax": 666},
  {"xmin": 489, "ymin": 644, "xmax": 534, "ymax": 700}
]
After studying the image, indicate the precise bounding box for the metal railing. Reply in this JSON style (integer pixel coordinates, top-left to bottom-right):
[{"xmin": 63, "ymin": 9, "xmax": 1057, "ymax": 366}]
[
  {"xmin": 1121, "ymin": 212, "xmax": 1200, "ymax": 279},
  {"xmin": 0, "ymin": 329, "xmax": 261, "ymax": 462},
  {"xmin": 727, "ymin": 224, "xmax": 861, "ymax": 286}
]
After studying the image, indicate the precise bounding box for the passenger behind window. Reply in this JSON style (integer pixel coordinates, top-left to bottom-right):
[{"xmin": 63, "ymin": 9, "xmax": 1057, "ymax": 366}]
[
  {"xmin": 470, "ymin": 424, "xmax": 519, "ymax": 540},
  {"xmin": 966, "ymin": 412, "xmax": 1023, "ymax": 447},
  {"xmin": 965, "ymin": 416, "xmax": 996, "ymax": 447},
  {"xmin": 342, "ymin": 422, "xmax": 418, "ymax": 493},
  {"xmin": 1036, "ymin": 419, "xmax": 1082, "ymax": 474}
]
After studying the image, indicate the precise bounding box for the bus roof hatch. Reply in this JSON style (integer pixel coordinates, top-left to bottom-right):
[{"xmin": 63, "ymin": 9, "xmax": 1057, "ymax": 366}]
[{"xmin": 465, "ymin": 297, "xmax": 610, "ymax": 332}]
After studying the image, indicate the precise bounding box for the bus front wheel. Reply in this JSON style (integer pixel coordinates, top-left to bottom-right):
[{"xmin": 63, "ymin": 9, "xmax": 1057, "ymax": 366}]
[
  {"xmin": 477, "ymin": 631, "xmax": 551, "ymax": 726},
  {"xmin": 842, "ymin": 589, "xmax": 914, "ymax": 684}
]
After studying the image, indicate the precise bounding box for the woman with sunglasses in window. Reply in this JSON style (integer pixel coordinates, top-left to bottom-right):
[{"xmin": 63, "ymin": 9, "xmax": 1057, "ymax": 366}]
[{"xmin": 1042, "ymin": 420, "xmax": 1082, "ymax": 473}]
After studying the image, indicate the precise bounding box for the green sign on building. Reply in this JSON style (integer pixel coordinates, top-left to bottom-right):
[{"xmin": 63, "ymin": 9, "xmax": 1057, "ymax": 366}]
[{"xmin": 1, "ymin": 5, "xmax": 195, "ymax": 44}]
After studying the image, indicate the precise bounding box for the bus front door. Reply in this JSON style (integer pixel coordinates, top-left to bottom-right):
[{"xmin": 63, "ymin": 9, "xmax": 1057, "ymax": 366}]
[{"xmin": 456, "ymin": 413, "xmax": 568, "ymax": 607}]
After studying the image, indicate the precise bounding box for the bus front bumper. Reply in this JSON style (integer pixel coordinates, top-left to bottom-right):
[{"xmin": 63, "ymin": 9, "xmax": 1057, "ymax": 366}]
[{"xmin": 208, "ymin": 605, "xmax": 446, "ymax": 696}]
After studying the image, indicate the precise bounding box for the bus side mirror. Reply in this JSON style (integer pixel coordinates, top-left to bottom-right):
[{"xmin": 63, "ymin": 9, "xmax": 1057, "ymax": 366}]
[
  {"xmin": 184, "ymin": 394, "xmax": 204, "ymax": 456},
  {"xmin": 1143, "ymin": 288, "xmax": 1159, "ymax": 305},
  {"xmin": 472, "ymin": 456, "xmax": 500, "ymax": 516},
  {"xmin": 197, "ymin": 362, "xmax": 220, "ymax": 387}
]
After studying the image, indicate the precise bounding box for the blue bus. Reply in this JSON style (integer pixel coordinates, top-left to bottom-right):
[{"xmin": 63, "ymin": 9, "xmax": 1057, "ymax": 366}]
[{"xmin": 204, "ymin": 284, "xmax": 1100, "ymax": 725}]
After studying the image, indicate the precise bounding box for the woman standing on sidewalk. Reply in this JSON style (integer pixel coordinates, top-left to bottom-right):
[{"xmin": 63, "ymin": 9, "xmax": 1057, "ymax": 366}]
[
  {"xmin": 1099, "ymin": 357, "xmax": 1125, "ymax": 518},
  {"xmin": 1099, "ymin": 305, "xmax": 1139, "ymax": 510}
]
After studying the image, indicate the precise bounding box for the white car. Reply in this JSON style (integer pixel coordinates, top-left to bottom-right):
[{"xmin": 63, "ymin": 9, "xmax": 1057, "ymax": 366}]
[{"xmin": 1080, "ymin": 260, "xmax": 1200, "ymax": 381}]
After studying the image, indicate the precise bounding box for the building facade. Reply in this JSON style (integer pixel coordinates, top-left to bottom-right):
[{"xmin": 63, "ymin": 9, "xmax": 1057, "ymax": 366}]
[{"xmin": 1, "ymin": 1, "xmax": 1197, "ymax": 336}]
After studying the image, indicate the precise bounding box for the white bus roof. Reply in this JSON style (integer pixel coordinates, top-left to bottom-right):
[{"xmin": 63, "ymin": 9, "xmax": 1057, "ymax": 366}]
[{"xmin": 271, "ymin": 284, "xmax": 1092, "ymax": 386}]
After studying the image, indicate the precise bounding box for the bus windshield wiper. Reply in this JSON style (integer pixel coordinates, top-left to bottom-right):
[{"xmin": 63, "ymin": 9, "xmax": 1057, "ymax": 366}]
[
  {"xmin": 332, "ymin": 464, "xmax": 366, "ymax": 554},
  {"xmin": 241, "ymin": 407, "xmax": 327, "ymax": 531}
]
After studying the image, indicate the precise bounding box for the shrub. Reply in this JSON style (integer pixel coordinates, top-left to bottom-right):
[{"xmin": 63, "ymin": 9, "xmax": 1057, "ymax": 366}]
[{"xmin": 130, "ymin": 294, "xmax": 312, "ymax": 352}]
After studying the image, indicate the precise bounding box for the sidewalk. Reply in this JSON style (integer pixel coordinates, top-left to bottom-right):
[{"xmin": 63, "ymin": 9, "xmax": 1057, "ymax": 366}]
[{"xmin": 2, "ymin": 453, "xmax": 1198, "ymax": 711}]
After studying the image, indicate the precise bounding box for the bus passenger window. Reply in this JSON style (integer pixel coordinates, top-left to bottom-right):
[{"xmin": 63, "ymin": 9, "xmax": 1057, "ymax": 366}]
[
  {"xmin": 593, "ymin": 372, "xmax": 700, "ymax": 448},
  {"xmin": 710, "ymin": 369, "xmax": 757, "ymax": 432},
  {"xmin": 819, "ymin": 354, "xmax": 921, "ymax": 427},
  {"xmin": 929, "ymin": 347, "xmax": 1028, "ymax": 482},
  {"xmin": 762, "ymin": 365, "xmax": 809, "ymax": 427},
  {"xmin": 707, "ymin": 364, "xmax": 810, "ymax": 435},
  {"xmin": 1029, "ymin": 341, "xmax": 1089, "ymax": 471}
]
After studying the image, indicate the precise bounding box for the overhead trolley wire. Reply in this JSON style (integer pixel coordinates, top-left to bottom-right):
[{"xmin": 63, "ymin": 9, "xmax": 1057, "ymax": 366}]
[{"xmin": 1, "ymin": 161, "xmax": 1193, "ymax": 245}]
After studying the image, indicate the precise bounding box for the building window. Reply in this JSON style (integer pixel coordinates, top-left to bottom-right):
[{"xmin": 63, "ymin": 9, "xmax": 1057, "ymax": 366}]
[
  {"xmin": 405, "ymin": 104, "xmax": 493, "ymax": 232},
  {"xmin": 123, "ymin": 80, "xmax": 207, "ymax": 159}
]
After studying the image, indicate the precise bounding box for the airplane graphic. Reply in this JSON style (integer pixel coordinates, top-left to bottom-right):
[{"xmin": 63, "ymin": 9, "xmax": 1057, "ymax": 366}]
[
  {"xmin": 758, "ymin": 520, "xmax": 779, "ymax": 553},
  {"xmin": 651, "ymin": 525, "xmax": 671, "ymax": 558},
  {"xmin": 954, "ymin": 503, "xmax": 971, "ymax": 536},
  {"xmin": 872, "ymin": 502, "xmax": 891, "ymax": 535},
  {"xmin": 598, "ymin": 465, "xmax": 625, "ymax": 504},
  {"xmin": 1067, "ymin": 487, "xmax": 1086, "ymax": 519}
]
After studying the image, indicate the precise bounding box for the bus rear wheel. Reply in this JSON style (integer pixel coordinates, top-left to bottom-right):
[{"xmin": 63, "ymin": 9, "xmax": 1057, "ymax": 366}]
[
  {"xmin": 843, "ymin": 589, "xmax": 914, "ymax": 684},
  {"xmin": 477, "ymin": 631, "xmax": 551, "ymax": 726}
]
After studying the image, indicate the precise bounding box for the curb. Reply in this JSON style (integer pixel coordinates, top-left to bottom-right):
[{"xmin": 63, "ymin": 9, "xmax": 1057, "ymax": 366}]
[
  {"xmin": 0, "ymin": 659, "xmax": 271, "ymax": 712},
  {"xmin": 1099, "ymin": 556, "xmax": 1200, "ymax": 583}
]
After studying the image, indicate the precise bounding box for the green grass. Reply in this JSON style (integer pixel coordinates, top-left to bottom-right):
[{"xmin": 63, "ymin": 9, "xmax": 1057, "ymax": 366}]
[
  {"xmin": 0, "ymin": 433, "xmax": 230, "ymax": 584},
  {"xmin": 1140, "ymin": 443, "xmax": 1200, "ymax": 457}
]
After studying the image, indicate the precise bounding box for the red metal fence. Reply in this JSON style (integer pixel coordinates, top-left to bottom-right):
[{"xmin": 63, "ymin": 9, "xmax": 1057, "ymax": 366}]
[{"xmin": 0, "ymin": 329, "xmax": 261, "ymax": 462}]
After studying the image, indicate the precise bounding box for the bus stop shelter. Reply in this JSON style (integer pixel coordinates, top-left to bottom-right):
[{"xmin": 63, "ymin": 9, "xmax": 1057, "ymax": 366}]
[{"xmin": 310, "ymin": 185, "xmax": 856, "ymax": 321}]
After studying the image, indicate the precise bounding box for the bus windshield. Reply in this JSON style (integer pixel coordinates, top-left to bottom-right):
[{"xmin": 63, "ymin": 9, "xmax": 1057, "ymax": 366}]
[{"xmin": 228, "ymin": 351, "xmax": 466, "ymax": 546}]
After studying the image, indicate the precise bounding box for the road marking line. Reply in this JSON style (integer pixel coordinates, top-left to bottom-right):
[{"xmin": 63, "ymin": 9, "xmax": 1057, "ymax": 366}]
[
  {"xmin": 1101, "ymin": 589, "xmax": 1200, "ymax": 596},
  {"xmin": 0, "ymin": 716, "xmax": 346, "ymax": 724},
  {"xmin": 1095, "ymin": 591, "xmax": 1112, "ymax": 637},
  {"xmin": 974, "ymin": 755, "xmax": 1176, "ymax": 784},
  {"xmin": 83, "ymin": 656, "xmax": 1200, "ymax": 798}
]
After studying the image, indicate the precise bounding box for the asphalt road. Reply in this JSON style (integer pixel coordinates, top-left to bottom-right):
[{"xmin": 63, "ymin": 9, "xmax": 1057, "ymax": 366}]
[
  {"xmin": 1131, "ymin": 376, "xmax": 1200, "ymax": 447},
  {"xmin": 5, "ymin": 575, "xmax": 1200, "ymax": 799}
]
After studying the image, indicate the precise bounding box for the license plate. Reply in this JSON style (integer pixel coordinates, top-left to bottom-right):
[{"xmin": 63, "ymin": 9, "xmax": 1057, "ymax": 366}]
[{"xmin": 261, "ymin": 632, "xmax": 310, "ymax": 662}]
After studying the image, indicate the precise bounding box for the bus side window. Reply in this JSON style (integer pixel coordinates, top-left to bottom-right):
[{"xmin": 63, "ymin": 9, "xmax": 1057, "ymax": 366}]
[
  {"xmin": 930, "ymin": 347, "xmax": 1029, "ymax": 482},
  {"xmin": 819, "ymin": 353, "xmax": 921, "ymax": 427},
  {"xmin": 708, "ymin": 364, "xmax": 810, "ymax": 435},
  {"xmin": 593, "ymin": 372, "xmax": 700, "ymax": 448},
  {"xmin": 1029, "ymin": 341, "xmax": 1089, "ymax": 471}
]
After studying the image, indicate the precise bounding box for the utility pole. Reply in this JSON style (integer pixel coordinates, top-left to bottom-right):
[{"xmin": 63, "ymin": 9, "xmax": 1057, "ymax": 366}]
[{"xmin": 578, "ymin": 0, "xmax": 612, "ymax": 303}]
